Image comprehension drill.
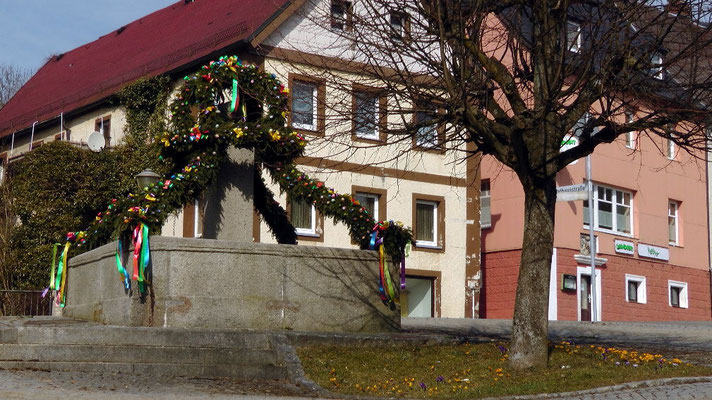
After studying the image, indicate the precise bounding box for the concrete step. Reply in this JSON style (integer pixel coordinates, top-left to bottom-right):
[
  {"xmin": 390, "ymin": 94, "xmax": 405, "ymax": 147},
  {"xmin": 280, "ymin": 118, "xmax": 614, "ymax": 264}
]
[
  {"xmin": 0, "ymin": 360, "xmax": 288, "ymax": 379},
  {"xmin": 0, "ymin": 343, "xmax": 279, "ymax": 366},
  {"xmin": 0, "ymin": 319, "xmax": 296, "ymax": 380},
  {"xmin": 1, "ymin": 325, "xmax": 273, "ymax": 349}
]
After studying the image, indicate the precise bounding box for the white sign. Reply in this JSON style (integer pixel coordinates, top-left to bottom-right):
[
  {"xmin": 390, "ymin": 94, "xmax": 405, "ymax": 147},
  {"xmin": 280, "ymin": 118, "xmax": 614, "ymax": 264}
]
[
  {"xmin": 614, "ymin": 239, "xmax": 635, "ymax": 255},
  {"xmin": 556, "ymin": 183, "xmax": 588, "ymax": 202},
  {"xmin": 638, "ymin": 244, "xmax": 669, "ymax": 261},
  {"xmin": 560, "ymin": 136, "xmax": 580, "ymax": 165}
]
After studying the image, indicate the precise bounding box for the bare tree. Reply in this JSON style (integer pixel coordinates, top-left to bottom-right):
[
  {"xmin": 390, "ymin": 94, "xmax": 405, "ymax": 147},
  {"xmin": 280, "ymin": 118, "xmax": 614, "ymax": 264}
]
[
  {"xmin": 275, "ymin": 0, "xmax": 712, "ymax": 369},
  {"xmin": 0, "ymin": 64, "xmax": 32, "ymax": 109}
]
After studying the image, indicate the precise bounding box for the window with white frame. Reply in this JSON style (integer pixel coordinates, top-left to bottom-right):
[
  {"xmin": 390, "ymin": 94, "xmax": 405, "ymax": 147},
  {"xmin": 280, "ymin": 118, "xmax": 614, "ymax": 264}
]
[
  {"xmin": 583, "ymin": 184, "xmax": 633, "ymax": 235},
  {"xmin": 390, "ymin": 11, "xmax": 408, "ymax": 41},
  {"xmin": 354, "ymin": 192, "xmax": 379, "ymax": 220},
  {"xmin": 625, "ymin": 112, "xmax": 636, "ymax": 149},
  {"xmin": 625, "ymin": 274, "xmax": 647, "ymax": 304},
  {"xmin": 291, "ymin": 80, "xmax": 318, "ymax": 131},
  {"xmin": 566, "ymin": 20, "xmax": 582, "ymax": 52},
  {"xmin": 572, "ymin": 112, "xmax": 599, "ymax": 137},
  {"xmin": 480, "ymin": 180, "xmax": 491, "ymax": 229},
  {"xmin": 668, "ymin": 200, "xmax": 679, "ymax": 245},
  {"xmin": 668, "ymin": 280, "xmax": 688, "ymax": 308},
  {"xmin": 330, "ymin": 0, "xmax": 352, "ymax": 31},
  {"xmin": 0, "ymin": 153, "xmax": 6, "ymax": 183},
  {"xmin": 291, "ymin": 199, "xmax": 317, "ymax": 236},
  {"xmin": 651, "ymin": 52, "xmax": 664, "ymax": 80},
  {"xmin": 415, "ymin": 200, "xmax": 438, "ymax": 247},
  {"xmin": 415, "ymin": 110, "xmax": 439, "ymax": 148},
  {"xmin": 666, "ymin": 137, "xmax": 676, "ymax": 160},
  {"xmin": 354, "ymin": 91, "xmax": 380, "ymax": 140}
]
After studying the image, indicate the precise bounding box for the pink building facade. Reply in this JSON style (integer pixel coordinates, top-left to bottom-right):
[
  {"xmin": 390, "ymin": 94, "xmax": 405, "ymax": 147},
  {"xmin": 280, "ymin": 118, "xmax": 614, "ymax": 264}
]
[{"xmin": 481, "ymin": 132, "xmax": 711, "ymax": 321}]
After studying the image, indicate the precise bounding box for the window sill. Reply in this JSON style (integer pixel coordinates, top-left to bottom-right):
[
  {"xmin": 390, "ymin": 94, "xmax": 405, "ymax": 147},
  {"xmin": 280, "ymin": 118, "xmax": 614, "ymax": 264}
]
[
  {"xmin": 296, "ymin": 231, "xmax": 320, "ymax": 238},
  {"xmin": 415, "ymin": 242, "xmax": 443, "ymax": 251},
  {"xmin": 582, "ymin": 225, "xmax": 634, "ymax": 239}
]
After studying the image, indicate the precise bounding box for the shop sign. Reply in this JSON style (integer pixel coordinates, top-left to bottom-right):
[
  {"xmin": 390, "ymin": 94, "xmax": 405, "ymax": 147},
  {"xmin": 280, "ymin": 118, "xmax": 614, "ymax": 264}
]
[
  {"xmin": 638, "ymin": 244, "xmax": 669, "ymax": 261},
  {"xmin": 614, "ymin": 239, "xmax": 635, "ymax": 255}
]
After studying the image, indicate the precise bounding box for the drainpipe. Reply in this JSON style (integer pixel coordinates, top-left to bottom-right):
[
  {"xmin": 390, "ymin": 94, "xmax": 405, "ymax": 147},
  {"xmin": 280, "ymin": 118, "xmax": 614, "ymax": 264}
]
[
  {"xmin": 586, "ymin": 154, "xmax": 598, "ymax": 323},
  {"xmin": 29, "ymin": 121, "xmax": 38, "ymax": 150},
  {"xmin": 706, "ymin": 136, "xmax": 712, "ymax": 319},
  {"xmin": 60, "ymin": 112, "xmax": 64, "ymax": 140}
]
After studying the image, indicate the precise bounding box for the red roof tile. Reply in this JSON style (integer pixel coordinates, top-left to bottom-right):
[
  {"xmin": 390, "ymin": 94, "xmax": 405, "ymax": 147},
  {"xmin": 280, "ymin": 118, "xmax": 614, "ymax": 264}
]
[{"xmin": 0, "ymin": 0, "xmax": 290, "ymax": 138}]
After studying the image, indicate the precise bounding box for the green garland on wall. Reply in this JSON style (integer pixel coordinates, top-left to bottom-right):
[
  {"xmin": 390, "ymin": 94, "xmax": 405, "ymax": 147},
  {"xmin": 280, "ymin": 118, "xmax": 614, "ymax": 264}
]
[{"xmin": 58, "ymin": 55, "xmax": 412, "ymax": 306}]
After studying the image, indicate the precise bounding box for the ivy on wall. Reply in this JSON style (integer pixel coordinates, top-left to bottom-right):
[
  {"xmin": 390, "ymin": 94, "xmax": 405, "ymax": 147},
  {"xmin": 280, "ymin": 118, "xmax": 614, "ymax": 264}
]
[{"xmin": 4, "ymin": 76, "xmax": 171, "ymax": 289}]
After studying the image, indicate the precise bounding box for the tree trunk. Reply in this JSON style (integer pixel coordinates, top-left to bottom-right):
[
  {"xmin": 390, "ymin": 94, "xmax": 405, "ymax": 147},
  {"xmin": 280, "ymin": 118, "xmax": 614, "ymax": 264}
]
[{"xmin": 508, "ymin": 176, "xmax": 556, "ymax": 370}]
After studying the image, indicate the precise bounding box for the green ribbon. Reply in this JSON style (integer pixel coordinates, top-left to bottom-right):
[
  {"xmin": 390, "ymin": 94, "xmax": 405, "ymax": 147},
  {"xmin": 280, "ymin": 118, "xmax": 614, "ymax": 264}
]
[
  {"xmin": 49, "ymin": 243, "xmax": 59, "ymax": 290},
  {"xmin": 115, "ymin": 239, "xmax": 130, "ymax": 289},
  {"xmin": 139, "ymin": 223, "xmax": 150, "ymax": 283},
  {"xmin": 229, "ymin": 79, "xmax": 238, "ymax": 113}
]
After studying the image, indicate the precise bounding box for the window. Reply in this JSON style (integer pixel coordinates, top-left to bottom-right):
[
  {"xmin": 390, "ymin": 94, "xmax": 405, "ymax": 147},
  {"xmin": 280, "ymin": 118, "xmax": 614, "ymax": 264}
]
[
  {"xmin": 651, "ymin": 52, "xmax": 664, "ymax": 80},
  {"xmin": 625, "ymin": 112, "xmax": 636, "ymax": 149},
  {"xmin": 352, "ymin": 186, "xmax": 386, "ymax": 225},
  {"xmin": 353, "ymin": 88, "xmax": 386, "ymax": 141},
  {"xmin": 389, "ymin": 11, "xmax": 409, "ymax": 41},
  {"xmin": 291, "ymin": 81, "xmax": 317, "ymax": 131},
  {"xmin": 0, "ymin": 152, "xmax": 6, "ymax": 183},
  {"xmin": 415, "ymin": 201, "xmax": 437, "ymax": 245},
  {"xmin": 291, "ymin": 199, "xmax": 317, "ymax": 236},
  {"xmin": 330, "ymin": 0, "xmax": 352, "ymax": 31},
  {"xmin": 480, "ymin": 179, "xmax": 491, "ymax": 229},
  {"xmin": 583, "ymin": 184, "xmax": 633, "ymax": 235},
  {"xmin": 354, "ymin": 192, "xmax": 379, "ymax": 220},
  {"xmin": 668, "ymin": 200, "xmax": 679, "ymax": 245},
  {"xmin": 182, "ymin": 197, "xmax": 205, "ymax": 238},
  {"xmin": 668, "ymin": 280, "xmax": 688, "ymax": 308},
  {"xmin": 572, "ymin": 112, "xmax": 598, "ymax": 137},
  {"xmin": 665, "ymin": 138, "xmax": 676, "ymax": 160},
  {"xmin": 289, "ymin": 75, "xmax": 325, "ymax": 134},
  {"xmin": 95, "ymin": 116, "xmax": 111, "ymax": 148},
  {"xmin": 413, "ymin": 194, "xmax": 444, "ymax": 250},
  {"xmin": 414, "ymin": 110, "xmax": 440, "ymax": 149},
  {"xmin": 625, "ymin": 274, "xmax": 647, "ymax": 304},
  {"xmin": 566, "ymin": 20, "xmax": 582, "ymax": 52}
]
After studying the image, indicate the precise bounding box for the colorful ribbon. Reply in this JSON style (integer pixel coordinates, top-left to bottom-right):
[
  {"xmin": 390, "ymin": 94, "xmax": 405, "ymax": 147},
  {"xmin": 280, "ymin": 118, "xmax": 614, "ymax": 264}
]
[
  {"xmin": 229, "ymin": 78, "xmax": 239, "ymax": 114},
  {"xmin": 54, "ymin": 242, "xmax": 70, "ymax": 307},
  {"xmin": 49, "ymin": 243, "xmax": 59, "ymax": 290},
  {"xmin": 132, "ymin": 223, "xmax": 151, "ymax": 284},
  {"xmin": 115, "ymin": 239, "xmax": 131, "ymax": 290}
]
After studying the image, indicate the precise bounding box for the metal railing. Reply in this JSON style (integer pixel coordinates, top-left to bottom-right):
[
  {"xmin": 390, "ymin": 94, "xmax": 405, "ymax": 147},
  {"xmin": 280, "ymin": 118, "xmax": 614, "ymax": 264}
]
[{"xmin": 0, "ymin": 290, "xmax": 52, "ymax": 316}]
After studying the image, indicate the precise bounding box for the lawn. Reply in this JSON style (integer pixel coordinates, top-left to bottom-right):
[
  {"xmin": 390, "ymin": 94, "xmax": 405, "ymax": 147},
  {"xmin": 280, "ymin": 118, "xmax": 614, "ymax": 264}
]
[{"xmin": 296, "ymin": 341, "xmax": 712, "ymax": 398}]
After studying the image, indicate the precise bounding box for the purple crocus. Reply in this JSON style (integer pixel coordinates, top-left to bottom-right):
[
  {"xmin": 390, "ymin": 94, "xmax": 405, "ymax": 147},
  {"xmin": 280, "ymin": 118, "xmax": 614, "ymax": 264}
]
[
  {"xmin": 419, "ymin": 382, "xmax": 427, "ymax": 390},
  {"xmin": 436, "ymin": 376, "xmax": 444, "ymax": 383}
]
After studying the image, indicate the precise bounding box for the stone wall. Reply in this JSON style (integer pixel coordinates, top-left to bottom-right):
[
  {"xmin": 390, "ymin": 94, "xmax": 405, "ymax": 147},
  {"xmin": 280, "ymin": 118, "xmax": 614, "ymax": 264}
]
[{"xmin": 62, "ymin": 236, "xmax": 400, "ymax": 332}]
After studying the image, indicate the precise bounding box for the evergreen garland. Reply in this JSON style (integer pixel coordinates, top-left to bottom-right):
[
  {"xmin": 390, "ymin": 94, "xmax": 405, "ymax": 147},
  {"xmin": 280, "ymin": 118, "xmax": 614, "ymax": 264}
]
[{"xmin": 65, "ymin": 55, "xmax": 412, "ymax": 278}]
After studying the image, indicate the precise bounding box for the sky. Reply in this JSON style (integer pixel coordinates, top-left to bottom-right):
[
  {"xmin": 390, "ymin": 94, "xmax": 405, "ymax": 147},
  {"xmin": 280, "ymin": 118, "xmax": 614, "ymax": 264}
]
[{"xmin": 0, "ymin": 0, "xmax": 178, "ymax": 72}]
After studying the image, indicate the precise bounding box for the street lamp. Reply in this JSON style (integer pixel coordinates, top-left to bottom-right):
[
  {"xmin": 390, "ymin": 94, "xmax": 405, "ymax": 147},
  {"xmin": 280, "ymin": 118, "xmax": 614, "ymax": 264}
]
[{"xmin": 135, "ymin": 169, "xmax": 160, "ymax": 189}]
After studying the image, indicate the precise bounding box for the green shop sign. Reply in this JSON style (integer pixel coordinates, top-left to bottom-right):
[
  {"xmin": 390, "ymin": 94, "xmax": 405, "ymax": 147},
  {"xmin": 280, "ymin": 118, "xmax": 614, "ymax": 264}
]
[{"xmin": 614, "ymin": 239, "xmax": 635, "ymax": 255}]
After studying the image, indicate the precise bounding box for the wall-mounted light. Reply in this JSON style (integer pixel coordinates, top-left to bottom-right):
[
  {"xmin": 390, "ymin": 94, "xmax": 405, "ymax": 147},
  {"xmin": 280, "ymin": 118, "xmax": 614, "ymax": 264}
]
[{"xmin": 561, "ymin": 274, "xmax": 577, "ymax": 292}]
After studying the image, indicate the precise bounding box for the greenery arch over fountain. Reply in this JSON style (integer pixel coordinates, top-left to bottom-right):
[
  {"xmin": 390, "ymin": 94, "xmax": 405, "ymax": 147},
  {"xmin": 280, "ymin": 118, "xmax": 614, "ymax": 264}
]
[{"xmin": 55, "ymin": 56, "xmax": 412, "ymax": 307}]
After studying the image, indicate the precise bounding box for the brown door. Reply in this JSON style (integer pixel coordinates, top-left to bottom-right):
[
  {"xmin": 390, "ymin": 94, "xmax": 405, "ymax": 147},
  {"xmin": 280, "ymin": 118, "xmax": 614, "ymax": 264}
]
[{"xmin": 580, "ymin": 275, "xmax": 591, "ymax": 321}]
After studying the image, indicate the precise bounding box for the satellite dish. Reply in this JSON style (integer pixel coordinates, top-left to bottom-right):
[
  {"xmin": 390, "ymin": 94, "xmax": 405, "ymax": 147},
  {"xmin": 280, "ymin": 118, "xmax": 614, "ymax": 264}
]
[{"xmin": 87, "ymin": 131, "xmax": 104, "ymax": 152}]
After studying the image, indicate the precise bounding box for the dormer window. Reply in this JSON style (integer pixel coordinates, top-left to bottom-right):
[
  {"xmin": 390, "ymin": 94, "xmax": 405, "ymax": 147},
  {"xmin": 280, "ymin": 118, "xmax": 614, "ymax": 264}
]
[
  {"xmin": 390, "ymin": 11, "xmax": 409, "ymax": 41},
  {"xmin": 566, "ymin": 21, "xmax": 582, "ymax": 53},
  {"xmin": 330, "ymin": 0, "xmax": 353, "ymax": 31},
  {"xmin": 651, "ymin": 52, "xmax": 664, "ymax": 80}
]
